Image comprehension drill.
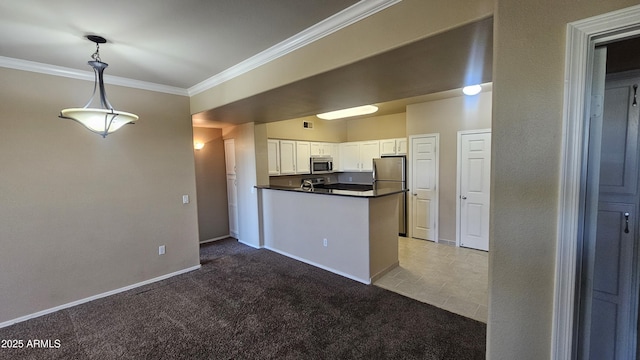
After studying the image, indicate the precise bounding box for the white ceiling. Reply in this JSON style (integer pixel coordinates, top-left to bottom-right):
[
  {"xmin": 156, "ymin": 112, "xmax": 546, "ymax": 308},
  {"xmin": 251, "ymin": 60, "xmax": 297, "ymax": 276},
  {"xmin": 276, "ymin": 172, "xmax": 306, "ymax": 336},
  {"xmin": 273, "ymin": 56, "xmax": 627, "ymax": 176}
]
[{"xmin": 0, "ymin": 0, "xmax": 385, "ymax": 91}]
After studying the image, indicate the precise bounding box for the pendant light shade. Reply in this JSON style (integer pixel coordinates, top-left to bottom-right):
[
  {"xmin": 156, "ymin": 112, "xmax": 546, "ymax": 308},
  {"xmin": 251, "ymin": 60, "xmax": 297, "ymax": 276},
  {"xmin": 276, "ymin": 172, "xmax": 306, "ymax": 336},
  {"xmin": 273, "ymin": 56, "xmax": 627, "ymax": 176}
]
[{"xmin": 59, "ymin": 35, "xmax": 138, "ymax": 138}]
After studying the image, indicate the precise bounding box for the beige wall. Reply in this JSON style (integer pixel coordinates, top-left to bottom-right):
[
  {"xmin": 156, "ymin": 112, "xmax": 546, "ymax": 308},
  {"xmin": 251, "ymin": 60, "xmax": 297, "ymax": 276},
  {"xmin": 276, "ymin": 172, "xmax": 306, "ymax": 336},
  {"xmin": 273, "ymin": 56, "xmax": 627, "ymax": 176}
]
[
  {"xmin": 190, "ymin": 0, "xmax": 494, "ymax": 114},
  {"xmin": 267, "ymin": 112, "xmax": 406, "ymax": 143},
  {"xmin": 193, "ymin": 127, "xmax": 229, "ymax": 241},
  {"xmin": 0, "ymin": 68, "xmax": 200, "ymax": 324},
  {"xmin": 346, "ymin": 113, "xmax": 406, "ymax": 142},
  {"xmin": 407, "ymin": 92, "xmax": 492, "ymax": 244},
  {"xmin": 185, "ymin": 0, "xmax": 640, "ymax": 357},
  {"xmin": 490, "ymin": 1, "xmax": 640, "ymax": 358},
  {"xmin": 266, "ymin": 116, "xmax": 347, "ymax": 142}
]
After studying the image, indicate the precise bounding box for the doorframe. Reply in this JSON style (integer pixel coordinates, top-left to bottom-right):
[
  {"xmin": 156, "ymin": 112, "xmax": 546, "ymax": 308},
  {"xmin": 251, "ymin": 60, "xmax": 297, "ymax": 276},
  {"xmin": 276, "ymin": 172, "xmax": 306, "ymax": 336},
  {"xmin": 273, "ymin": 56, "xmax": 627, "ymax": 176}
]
[
  {"xmin": 455, "ymin": 129, "xmax": 491, "ymax": 248},
  {"xmin": 408, "ymin": 133, "xmax": 439, "ymax": 242},
  {"xmin": 554, "ymin": 5, "xmax": 640, "ymax": 359}
]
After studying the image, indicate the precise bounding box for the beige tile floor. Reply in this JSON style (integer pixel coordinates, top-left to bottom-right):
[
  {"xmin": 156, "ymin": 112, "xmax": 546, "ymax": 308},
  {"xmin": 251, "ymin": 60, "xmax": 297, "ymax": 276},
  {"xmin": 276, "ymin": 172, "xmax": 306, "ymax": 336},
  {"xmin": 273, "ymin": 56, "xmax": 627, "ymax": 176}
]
[{"xmin": 374, "ymin": 236, "xmax": 488, "ymax": 323}]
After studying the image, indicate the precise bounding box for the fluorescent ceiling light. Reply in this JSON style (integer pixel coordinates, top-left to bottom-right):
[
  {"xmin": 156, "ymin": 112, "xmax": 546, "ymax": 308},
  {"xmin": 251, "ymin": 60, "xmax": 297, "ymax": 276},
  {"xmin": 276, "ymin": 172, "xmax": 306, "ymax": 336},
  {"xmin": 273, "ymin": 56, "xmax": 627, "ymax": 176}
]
[
  {"xmin": 462, "ymin": 84, "xmax": 482, "ymax": 96},
  {"xmin": 317, "ymin": 105, "xmax": 378, "ymax": 120}
]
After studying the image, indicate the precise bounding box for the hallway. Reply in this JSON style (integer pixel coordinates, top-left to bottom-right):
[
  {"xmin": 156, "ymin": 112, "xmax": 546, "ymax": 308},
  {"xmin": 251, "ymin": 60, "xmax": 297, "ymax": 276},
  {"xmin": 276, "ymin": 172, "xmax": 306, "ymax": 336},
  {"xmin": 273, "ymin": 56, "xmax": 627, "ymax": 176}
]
[{"xmin": 374, "ymin": 237, "xmax": 488, "ymax": 322}]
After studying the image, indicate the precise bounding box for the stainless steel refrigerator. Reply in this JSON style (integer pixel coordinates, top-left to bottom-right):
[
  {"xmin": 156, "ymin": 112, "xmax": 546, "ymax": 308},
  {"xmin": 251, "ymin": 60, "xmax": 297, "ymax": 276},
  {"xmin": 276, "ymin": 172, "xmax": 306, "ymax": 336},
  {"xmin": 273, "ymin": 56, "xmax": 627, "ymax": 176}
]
[{"xmin": 373, "ymin": 156, "xmax": 407, "ymax": 236}]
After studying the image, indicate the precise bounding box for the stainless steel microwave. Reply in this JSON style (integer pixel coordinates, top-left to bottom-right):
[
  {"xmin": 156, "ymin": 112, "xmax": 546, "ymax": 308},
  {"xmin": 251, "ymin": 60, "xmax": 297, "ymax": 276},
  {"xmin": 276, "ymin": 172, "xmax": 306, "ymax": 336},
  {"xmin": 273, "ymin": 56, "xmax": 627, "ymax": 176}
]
[{"xmin": 310, "ymin": 156, "xmax": 333, "ymax": 174}]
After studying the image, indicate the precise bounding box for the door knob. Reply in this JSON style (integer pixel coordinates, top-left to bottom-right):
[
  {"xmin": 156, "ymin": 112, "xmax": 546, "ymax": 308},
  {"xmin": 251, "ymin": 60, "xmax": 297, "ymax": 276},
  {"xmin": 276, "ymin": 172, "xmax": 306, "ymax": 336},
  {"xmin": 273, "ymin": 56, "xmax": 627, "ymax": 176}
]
[{"xmin": 461, "ymin": 196, "xmax": 467, "ymax": 200}]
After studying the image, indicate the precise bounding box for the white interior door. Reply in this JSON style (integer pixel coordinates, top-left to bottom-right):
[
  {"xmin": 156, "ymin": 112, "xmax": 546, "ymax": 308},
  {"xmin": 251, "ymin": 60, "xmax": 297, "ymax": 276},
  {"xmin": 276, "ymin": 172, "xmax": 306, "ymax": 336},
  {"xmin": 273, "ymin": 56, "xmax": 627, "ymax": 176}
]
[
  {"xmin": 457, "ymin": 130, "xmax": 491, "ymax": 251},
  {"xmin": 410, "ymin": 134, "xmax": 439, "ymax": 241}
]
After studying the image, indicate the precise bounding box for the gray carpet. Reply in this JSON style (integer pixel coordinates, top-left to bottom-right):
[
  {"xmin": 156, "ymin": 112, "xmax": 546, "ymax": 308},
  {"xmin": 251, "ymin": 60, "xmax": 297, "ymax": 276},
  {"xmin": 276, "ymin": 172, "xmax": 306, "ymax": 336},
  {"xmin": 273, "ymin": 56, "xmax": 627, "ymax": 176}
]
[{"xmin": 0, "ymin": 239, "xmax": 486, "ymax": 359}]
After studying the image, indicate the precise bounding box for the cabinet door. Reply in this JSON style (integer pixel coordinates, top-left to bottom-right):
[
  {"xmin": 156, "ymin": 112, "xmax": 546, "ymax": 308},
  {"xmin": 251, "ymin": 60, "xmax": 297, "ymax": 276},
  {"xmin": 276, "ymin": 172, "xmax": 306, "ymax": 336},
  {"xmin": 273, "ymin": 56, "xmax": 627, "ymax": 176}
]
[
  {"xmin": 332, "ymin": 143, "xmax": 340, "ymax": 170},
  {"xmin": 296, "ymin": 141, "xmax": 311, "ymax": 174},
  {"xmin": 380, "ymin": 139, "xmax": 397, "ymax": 156},
  {"xmin": 310, "ymin": 142, "xmax": 322, "ymax": 156},
  {"xmin": 279, "ymin": 140, "xmax": 296, "ymax": 175},
  {"xmin": 226, "ymin": 174, "xmax": 238, "ymax": 238},
  {"xmin": 340, "ymin": 142, "xmax": 360, "ymax": 171},
  {"xmin": 224, "ymin": 139, "xmax": 236, "ymax": 174},
  {"xmin": 267, "ymin": 139, "xmax": 280, "ymax": 175},
  {"xmin": 321, "ymin": 143, "xmax": 333, "ymax": 156},
  {"xmin": 396, "ymin": 138, "xmax": 408, "ymax": 155},
  {"xmin": 360, "ymin": 141, "xmax": 380, "ymax": 171}
]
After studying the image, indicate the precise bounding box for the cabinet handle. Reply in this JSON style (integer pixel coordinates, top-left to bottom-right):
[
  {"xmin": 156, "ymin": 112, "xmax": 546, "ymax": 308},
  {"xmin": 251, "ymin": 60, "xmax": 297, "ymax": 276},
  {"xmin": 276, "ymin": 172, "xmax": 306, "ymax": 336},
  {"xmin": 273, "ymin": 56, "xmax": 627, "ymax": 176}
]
[{"xmin": 625, "ymin": 212, "xmax": 630, "ymax": 234}]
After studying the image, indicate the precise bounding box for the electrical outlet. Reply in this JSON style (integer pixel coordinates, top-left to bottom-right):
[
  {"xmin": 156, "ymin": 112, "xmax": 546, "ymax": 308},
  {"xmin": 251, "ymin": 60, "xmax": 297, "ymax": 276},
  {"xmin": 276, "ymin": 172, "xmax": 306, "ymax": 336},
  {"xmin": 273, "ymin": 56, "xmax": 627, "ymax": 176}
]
[
  {"xmin": 159, "ymin": 245, "xmax": 166, "ymax": 255},
  {"xmin": 323, "ymin": 238, "xmax": 328, "ymax": 247},
  {"xmin": 349, "ymin": 177, "xmax": 353, "ymax": 182}
]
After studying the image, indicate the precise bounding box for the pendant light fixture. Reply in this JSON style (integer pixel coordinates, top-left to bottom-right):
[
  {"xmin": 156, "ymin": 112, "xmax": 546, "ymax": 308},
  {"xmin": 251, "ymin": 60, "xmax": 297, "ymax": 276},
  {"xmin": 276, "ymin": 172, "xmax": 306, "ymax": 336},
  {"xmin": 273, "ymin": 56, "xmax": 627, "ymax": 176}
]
[{"xmin": 59, "ymin": 35, "xmax": 138, "ymax": 138}]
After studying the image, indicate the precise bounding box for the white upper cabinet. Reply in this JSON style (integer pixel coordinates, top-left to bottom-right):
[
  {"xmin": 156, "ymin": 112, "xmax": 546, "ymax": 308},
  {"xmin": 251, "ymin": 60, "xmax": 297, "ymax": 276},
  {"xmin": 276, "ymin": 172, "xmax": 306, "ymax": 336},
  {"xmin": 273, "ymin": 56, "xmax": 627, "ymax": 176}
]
[
  {"xmin": 224, "ymin": 139, "xmax": 236, "ymax": 175},
  {"xmin": 340, "ymin": 142, "xmax": 361, "ymax": 171},
  {"xmin": 359, "ymin": 141, "xmax": 380, "ymax": 171},
  {"xmin": 279, "ymin": 140, "xmax": 296, "ymax": 175},
  {"xmin": 268, "ymin": 138, "xmax": 403, "ymax": 175},
  {"xmin": 396, "ymin": 138, "xmax": 407, "ymax": 155},
  {"xmin": 310, "ymin": 142, "xmax": 333, "ymax": 157},
  {"xmin": 267, "ymin": 139, "xmax": 280, "ymax": 175},
  {"xmin": 379, "ymin": 138, "xmax": 407, "ymax": 156},
  {"xmin": 331, "ymin": 143, "xmax": 340, "ymax": 170},
  {"xmin": 296, "ymin": 141, "xmax": 311, "ymax": 174},
  {"xmin": 380, "ymin": 139, "xmax": 397, "ymax": 156},
  {"xmin": 339, "ymin": 141, "xmax": 380, "ymax": 172},
  {"xmin": 268, "ymin": 140, "xmax": 311, "ymax": 175}
]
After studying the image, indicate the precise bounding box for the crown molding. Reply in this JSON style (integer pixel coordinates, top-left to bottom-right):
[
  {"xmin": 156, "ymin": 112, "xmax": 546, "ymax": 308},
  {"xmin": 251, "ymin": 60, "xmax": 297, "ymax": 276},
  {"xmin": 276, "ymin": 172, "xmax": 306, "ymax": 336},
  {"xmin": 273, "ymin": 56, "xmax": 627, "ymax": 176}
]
[
  {"xmin": 188, "ymin": 0, "xmax": 402, "ymax": 96},
  {"xmin": 0, "ymin": 0, "xmax": 400, "ymax": 98},
  {"xmin": 0, "ymin": 56, "xmax": 189, "ymax": 96}
]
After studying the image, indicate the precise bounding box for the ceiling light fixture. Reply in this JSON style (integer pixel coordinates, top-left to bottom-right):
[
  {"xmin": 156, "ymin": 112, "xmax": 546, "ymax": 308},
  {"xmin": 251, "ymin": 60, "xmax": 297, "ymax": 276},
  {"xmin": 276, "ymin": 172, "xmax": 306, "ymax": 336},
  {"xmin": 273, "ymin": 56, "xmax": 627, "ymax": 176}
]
[
  {"xmin": 462, "ymin": 84, "xmax": 482, "ymax": 96},
  {"xmin": 59, "ymin": 35, "xmax": 138, "ymax": 138},
  {"xmin": 317, "ymin": 105, "xmax": 378, "ymax": 120}
]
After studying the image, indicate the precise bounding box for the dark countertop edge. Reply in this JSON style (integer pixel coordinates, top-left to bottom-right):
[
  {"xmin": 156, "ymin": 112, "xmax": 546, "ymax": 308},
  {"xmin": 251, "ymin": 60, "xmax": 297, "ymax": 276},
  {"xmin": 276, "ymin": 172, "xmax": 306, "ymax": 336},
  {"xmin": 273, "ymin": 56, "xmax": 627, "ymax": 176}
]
[{"xmin": 255, "ymin": 185, "xmax": 407, "ymax": 198}]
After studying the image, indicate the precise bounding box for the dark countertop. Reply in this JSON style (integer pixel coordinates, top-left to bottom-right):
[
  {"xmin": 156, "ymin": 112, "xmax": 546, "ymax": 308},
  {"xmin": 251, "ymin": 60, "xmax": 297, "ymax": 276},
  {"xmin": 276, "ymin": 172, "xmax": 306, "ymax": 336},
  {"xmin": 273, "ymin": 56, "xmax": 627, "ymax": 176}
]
[{"xmin": 255, "ymin": 185, "xmax": 407, "ymax": 198}]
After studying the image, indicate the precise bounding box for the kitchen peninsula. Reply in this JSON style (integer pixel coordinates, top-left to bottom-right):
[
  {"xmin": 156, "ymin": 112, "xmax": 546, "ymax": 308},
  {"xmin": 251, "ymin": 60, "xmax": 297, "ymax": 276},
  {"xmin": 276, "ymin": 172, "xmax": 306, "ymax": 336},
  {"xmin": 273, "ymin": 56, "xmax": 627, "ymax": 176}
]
[{"xmin": 256, "ymin": 184, "xmax": 406, "ymax": 284}]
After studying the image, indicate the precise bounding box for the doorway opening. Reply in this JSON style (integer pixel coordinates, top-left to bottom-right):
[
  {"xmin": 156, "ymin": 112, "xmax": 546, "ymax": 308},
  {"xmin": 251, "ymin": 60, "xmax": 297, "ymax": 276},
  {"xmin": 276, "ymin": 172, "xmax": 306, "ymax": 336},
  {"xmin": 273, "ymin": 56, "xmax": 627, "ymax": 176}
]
[
  {"xmin": 554, "ymin": 5, "xmax": 640, "ymax": 359},
  {"xmin": 578, "ymin": 38, "xmax": 640, "ymax": 359}
]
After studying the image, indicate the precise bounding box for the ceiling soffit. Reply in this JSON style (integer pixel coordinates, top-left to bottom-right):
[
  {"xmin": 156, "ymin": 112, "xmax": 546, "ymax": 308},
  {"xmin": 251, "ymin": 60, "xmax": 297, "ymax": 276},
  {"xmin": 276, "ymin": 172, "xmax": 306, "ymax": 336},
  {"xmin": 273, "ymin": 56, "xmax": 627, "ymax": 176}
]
[{"xmin": 194, "ymin": 16, "xmax": 493, "ymax": 126}]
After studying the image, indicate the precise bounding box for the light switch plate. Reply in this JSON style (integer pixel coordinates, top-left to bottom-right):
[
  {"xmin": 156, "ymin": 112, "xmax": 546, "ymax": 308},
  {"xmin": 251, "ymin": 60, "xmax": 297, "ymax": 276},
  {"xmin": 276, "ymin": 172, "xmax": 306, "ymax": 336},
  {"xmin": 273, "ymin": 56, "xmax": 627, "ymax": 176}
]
[{"xmin": 182, "ymin": 195, "xmax": 189, "ymax": 204}]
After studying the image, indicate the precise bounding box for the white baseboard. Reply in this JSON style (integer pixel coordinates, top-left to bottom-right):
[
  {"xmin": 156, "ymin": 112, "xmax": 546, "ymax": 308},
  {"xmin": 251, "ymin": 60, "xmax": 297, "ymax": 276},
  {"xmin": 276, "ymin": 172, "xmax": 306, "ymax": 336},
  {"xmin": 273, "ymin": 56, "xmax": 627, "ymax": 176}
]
[
  {"xmin": 0, "ymin": 264, "xmax": 201, "ymax": 329},
  {"xmin": 264, "ymin": 246, "xmax": 370, "ymax": 285},
  {"xmin": 199, "ymin": 235, "xmax": 231, "ymax": 244},
  {"xmin": 238, "ymin": 239, "xmax": 261, "ymax": 249}
]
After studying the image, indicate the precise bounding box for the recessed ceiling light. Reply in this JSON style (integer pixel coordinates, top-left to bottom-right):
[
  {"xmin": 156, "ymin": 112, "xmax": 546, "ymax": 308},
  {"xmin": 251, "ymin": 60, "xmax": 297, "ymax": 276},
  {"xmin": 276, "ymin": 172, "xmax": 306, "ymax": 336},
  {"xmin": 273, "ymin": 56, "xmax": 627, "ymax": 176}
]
[
  {"xmin": 462, "ymin": 85, "xmax": 482, "ymax": 96},
  {"xmin": 317, "ymin": 105, "xmax": 378, "ymax": 120}
]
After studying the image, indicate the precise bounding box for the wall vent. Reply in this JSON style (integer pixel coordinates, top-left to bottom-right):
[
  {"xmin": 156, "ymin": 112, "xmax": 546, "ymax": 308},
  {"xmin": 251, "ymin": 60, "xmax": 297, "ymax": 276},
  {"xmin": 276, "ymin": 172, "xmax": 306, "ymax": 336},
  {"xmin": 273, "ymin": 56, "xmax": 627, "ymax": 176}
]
[{"xmin": 303, "ymin": 121, "xmax": 314, "ymax": 129}]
